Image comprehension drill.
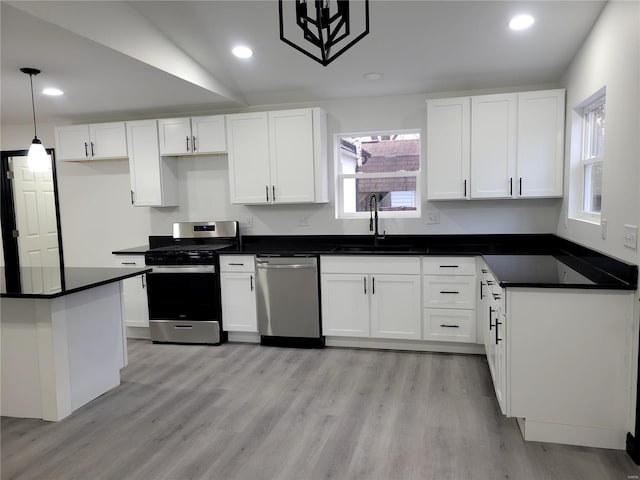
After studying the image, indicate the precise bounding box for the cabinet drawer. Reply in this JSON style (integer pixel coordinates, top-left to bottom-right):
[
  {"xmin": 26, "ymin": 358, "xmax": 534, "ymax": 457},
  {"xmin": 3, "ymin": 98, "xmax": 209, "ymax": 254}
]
[
  {"xmin": 422, "ymin": 256, "xmax": 476, "ymax": 275},
  {"xmin": 321, "ymin": 256, "xmax": 420, "ymax": 275},
  {"xmin": 423, "ymin": 275, "xmax": 476, "ymax": 309},
  {"xmin": 423, "ymin": 309, "xmax": 476, "ymax": 343},
  {"xmin": 113, "ymin": 255, "xmax": 146, "ymax": 267},
  {"xmin": 220, "ymin": 255, "xmax": 255, "ymax": 273}
]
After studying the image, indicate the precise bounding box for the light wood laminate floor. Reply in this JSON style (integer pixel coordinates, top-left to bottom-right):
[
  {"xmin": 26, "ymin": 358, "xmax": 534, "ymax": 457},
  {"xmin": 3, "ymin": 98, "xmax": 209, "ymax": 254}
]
[{"xmin": 2, "ymin": 340, "xmax": 639, "ymax": 480}]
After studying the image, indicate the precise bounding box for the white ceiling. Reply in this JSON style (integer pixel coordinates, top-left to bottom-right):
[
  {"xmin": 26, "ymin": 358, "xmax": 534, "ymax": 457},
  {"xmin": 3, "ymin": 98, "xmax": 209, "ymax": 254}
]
[{"xmin": 1, "ymin": 0, "xmax": 606, "ymax": 126}]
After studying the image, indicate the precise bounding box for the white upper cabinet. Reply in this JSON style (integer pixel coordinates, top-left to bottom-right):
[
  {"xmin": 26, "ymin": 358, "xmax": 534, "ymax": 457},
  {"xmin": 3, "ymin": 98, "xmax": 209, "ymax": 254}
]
[
  {"xmin": 157, "ymin": 115, "xmax": 226, "ymax": 156},
  {"xmin": 425, "ymin": 89, "xmax": 565, "ymax": 200},
  {"xmin": 126, "ymin": 120, "xmax": 178, "ymax": 207},
  {"xmin": 426, "ymin": 97, "xmax": 471, "ymax": 200},
  {"xmin": 470, "ymin": 93, "xmax": 517, "ymax": 199},
  {"xmin": 55, "ymin": 122, "xmax": 128, "ymax": 161},
  {"xmin": 516, "ymin": 89, "xmax": 565, "ymax": 198},
  {"xmin": 227, "ymin": 108, "xmax": 328, "ymax": 205}
]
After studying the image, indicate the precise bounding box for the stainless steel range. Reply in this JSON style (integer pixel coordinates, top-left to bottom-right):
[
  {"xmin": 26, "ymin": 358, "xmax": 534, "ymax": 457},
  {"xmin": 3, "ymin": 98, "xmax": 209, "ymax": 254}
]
[{"xmin": 144, "ymin": 221, "xmax": 239, "ymax": 345}]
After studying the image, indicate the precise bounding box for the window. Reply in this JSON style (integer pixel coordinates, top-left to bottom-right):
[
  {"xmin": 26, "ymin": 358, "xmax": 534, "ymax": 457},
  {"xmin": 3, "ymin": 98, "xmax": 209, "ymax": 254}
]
[
  {"xmin": 581, "ymin": 95, "xmax": 605, "ymax": 216},
  {"xmin": 335, "ymin": 131, "xmax": 421, "ymax": 219}
]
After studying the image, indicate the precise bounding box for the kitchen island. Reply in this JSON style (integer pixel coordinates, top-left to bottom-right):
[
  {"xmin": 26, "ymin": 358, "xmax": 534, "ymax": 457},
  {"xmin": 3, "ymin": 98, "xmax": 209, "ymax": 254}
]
[{"xmin": 1, "ymin": 267, "xmax": 150, "ymax": 421}]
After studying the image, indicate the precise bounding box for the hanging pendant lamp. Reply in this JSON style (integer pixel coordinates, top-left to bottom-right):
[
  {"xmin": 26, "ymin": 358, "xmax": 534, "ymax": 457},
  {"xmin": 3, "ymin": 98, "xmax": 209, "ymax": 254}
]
[{"xmin": 20, "ymin": 67, "xmax": 50, "ymax": 172}]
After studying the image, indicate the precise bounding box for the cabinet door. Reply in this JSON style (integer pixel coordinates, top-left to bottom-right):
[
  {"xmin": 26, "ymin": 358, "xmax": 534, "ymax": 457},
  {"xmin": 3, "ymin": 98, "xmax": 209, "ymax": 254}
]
[
  {"xmin": 269, "ymin": 109, "xmax": 316, "ymax": 203},
  {"xmin": 157, "ymin": 117, "xmax": 192, "ymax": 155},
  {"xmin": 370, "ymin": 274, "xmax": 421, "ymax": 340},
  {"xmin": 113, "ymin": 255, "xmax": 149, "ymax": 328},
  {"xmin": 517, "ymin": 89, "xmax": 565, "ymax": 198},
  {"xmin": 494, "ymin": 307, "xmax": 507, "ymax": 414},
  {"xmin": 126, "ymin": 120, "xmax": 178, "ymax": 207},
  {"xmin": 321, "ymin": 274, "xmax": 370, "ymax": 337},
  {"xmin": 227, "ymin": 112, "xmax": 271, "ymax": 204},
  {"xmin": 221, "ymin": 272, "xmax": 257, "ymax": 332},
  {"xmin": 470, "ymin": 93, "xmax": 517, "ymax": 198},
  {"xmin": 54, "ymin": 125, "xmax": 90, "ymax": 161},
  {"xmin": 426, "ymin": 97, "xmax": 470, "ymax": 200},
  {"xmin": 89, "ymin": 122, "xmax": 128, "ymax": 159},
  {"xmin": 192, "ymin": 115, "xmax": 226, "ymax": 154}
]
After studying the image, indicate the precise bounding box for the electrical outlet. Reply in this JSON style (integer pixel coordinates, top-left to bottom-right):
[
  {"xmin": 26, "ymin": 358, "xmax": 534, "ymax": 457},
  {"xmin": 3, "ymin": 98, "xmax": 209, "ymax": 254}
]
[
  {"xmin": 624, "ymin": 224, "xmax": 638, "ymax": 250},
  {"xmin": 299, "ymin": 216, "xmax": 310, "ymax": 226},
  {"xmin": 426, "ymin": 211, "xmax": 440, "ymax": 224},
  {"xmin": 601, "ymin": 218, "xmax": 607, "ymax": 239},
  {"xmin": 242, "ymin": 217, "xmax": 253, "ymax": 229}
]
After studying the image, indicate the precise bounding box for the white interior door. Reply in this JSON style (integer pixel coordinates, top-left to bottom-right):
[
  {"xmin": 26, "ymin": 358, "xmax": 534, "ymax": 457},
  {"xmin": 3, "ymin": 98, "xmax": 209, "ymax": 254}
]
[{"xmin": 11, "ymin": 155, "xmax": 61, "ymax": 293}]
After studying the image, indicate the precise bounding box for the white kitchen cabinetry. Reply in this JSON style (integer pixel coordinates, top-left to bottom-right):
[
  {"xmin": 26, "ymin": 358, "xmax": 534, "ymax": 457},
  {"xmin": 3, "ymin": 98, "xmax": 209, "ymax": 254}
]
[
  {"xmin": 470, "ymin": 93, "xmax": 517, "ymax": 199},
  {"xmin": 516, "ymin": 89, "xmax": 565, "ymax": 197},
  {"xmin": 112, "ymin": 254, "xmax": 149, "ymax": 332},
  {"xmin": 157, "ymin": 115, "xmax": 226, "ymax": 155},
  {"xmin": 426, "ymin": 97, "xmax": 470, "ymax": 200},
  {"xmin": 220, "ymin": 256, "xmax": 257, "ymax": 333},
  {"xmin": 55, "ymin": 122, "xmax": 127, "ymax": 161},
  {"xmin": 227, "ymin": 108, "xmax": 328, "ymax": 205},
  {"xmin": 126, "ymin": 120, "xmax": 178, "ymax": 207},
  {"xmin": 426, "ymin": 89, "xmax": 565, "ymax": 200},
  {"xmin": 321, "ymin": 256, "xmax": 421, "ymax": 340},
  {"xmin": 422, "ymin": 257, "xmax": 477, "ymax": 343}
]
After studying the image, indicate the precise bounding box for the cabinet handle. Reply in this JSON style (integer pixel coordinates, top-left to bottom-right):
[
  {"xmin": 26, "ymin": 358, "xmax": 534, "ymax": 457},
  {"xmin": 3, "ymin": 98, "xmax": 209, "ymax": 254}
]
[
  {"xmin": 130, "ymin": 190, "xmax": 135, "ymax": 205},
  {"xmin": 84, "ymin": 142, "xmax": 89, "ymax": 157},
  {"xmin": 228, "ymin": 263, "xmax": 245, "ymax": 266},
  {"xmin": 250, "ymin": 274, "xmax": 254, "ymax": 291},
  {"xmin": 363, "ymin": 277, "xmax": 367, "ymax": 295},
  {"xmin": 192, "ymin": 136, "xmax": 197, "ymax": 151},
  {"xmin": 463, "ymin": 179, "xmax": 467, "ymax": 197},
  {"xmin": 272, "ymin": 186, "xmax": 276, "ymax": 202},
  {"xmin": 486, "ymin": 280, "xmax": 495, "ymax": 285},
  {"xmin": 495, "ymin": 318, "xmax": 502, "ymax": 344},
  {"xmin": 489, "ymin": 306, "xmax": 495, "ymax": 330},
  {"xmin": 121, "ymin": 262, "xmax": 137, "ymax": 265},
  {"xmin": 372, "ymin": 277, "xmax": 376, "ymax": 294},
  {"xmin": 141, "ymin": 275, "xmax": 146, "ymax": 289},
  {"xmin": 440, "ymin": 324, "xmax": 460, "ymax": 328},
  {"xmin": 479, "ymin": 281, "xmax": 484, "ymax": 299},
  {"xmin": 91, "ymin": 142, "xmax": 95, "ymax": 157},
  {"xmin": 186, "ymin": 136, "xmax": 190, "ymax": 152},
  {"xmin": 266, "ymin": 185, "xmax": 270, "ymax": 202},
  {"xmin": 492, "ymin": 293, "xmax": 501, "ymax": 300},
  {"xmin": 440, "ymin": 291, "xmax": 459, "ymax": 294},
  {"xmin": 481, "ymin": 269, "xmax": 488, "ymax": 274},
  {"xmin": 509, "ymin": 177, "xmax": 513, "ymax": 196},
  {"xmin": 519, "ymin": 177, "xmax": 523, "ymax": 196},
  {"xmin": 439, "ymin": 265, "xmax": 459, "ymax": 268}
]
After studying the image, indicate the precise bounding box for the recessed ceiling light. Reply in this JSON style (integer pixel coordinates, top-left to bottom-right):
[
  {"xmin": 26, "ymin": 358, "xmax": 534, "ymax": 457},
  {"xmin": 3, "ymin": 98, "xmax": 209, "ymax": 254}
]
[
  {"xmin": 364, "ymin": 72, "xmax": 383, "ymax": 81},
  {"xmin": 232, "ymin": 46, "xmax": 253, "ymax": 59},
  {"xmin": 509, "ymin": 14, "xmax": 535, "ymax": 31},
  {"xmin": 42, "ymin": 87, "xmax": 64, "ymax": 96}
]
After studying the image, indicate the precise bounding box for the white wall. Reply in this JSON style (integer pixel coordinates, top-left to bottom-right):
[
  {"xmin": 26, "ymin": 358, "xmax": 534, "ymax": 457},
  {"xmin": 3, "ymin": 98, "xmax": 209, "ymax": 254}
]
[
  {"xmin": 558, "ymin": 0, "xmax": 640, "ymax": 265},
  {"xmin": 3, "ymin": 95, "xmax": 564, "ymax": 267}
]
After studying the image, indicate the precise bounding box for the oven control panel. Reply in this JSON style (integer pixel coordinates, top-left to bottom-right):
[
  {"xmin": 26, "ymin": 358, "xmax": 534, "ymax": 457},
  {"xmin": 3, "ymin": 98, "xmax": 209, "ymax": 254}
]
[{"xmin": 145, "ymin": 251, "xmax": 218, "ymax": 266}]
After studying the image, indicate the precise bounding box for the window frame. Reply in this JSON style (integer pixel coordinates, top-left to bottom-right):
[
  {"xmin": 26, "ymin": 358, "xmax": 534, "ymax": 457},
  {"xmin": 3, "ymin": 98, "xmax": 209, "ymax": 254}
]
[
  {"xmin": 334, "ymin": 129, "xmax": 422, "ymax": 220},
  {"xmin": 579, "ymin": 94, "xmax": 605, "ymax": 221}
]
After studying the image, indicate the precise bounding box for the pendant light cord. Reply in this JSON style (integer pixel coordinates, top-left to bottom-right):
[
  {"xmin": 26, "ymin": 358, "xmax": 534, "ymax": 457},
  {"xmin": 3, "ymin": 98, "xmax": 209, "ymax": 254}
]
[{"xmin": 28, "ymin": 73, "xmax": 38, "ymax": 140}]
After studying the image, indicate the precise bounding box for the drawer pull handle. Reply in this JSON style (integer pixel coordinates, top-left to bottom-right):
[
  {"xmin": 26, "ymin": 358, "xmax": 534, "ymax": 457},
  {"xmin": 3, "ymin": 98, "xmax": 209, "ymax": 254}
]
[
  {"xmin": 489, "ymin": 306, "xmax": 495, "ymax": 330},
  {"xmin": 439, "ymin": 265, "xmax": 459, "ymax": 268},
  {"xmin": 174, "ymin": 325, "xmax": 193, "ymax": 329},
  {"xmin": 492, "ymin": 293, "xmax": 502, "ymax": 300},
  {"xmin": 250, "ymin": 275, "xmax": 254, "ymax": 291},
  {"xmin": 481, "ymin": 269, "xmax": 488, "ymax": 273},
  {"xmin": 228, "ymin": 263, "xmax": 245, "ymax": 266},
  {"xmin": 486, "ymin": 280, "xmax": 495, "ymax": 285},
  {"xmin": 440, "ymin": 324, "xmax": 460, "ymax": 328},
  {"xmin": 440, "ymin": 290, "xmax": 459, "ymax": 294},
  {"xmin": 121, "ymin": 262, "xmax": 137, "ymax": 265}
]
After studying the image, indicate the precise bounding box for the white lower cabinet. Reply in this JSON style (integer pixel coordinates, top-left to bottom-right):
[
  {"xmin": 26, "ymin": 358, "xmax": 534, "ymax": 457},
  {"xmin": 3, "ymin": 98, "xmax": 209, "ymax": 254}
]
[
  {"xmin": 220, "ymin": 256, "xmax": 257, "ymax": 333},
  {"xmin": 320, "ymin": 256, "xmax": 421, "ymax": 340},
  {"xmin": 112, "ymin": 254, "xmax": 149, "ymax": 329},
  {"xmin": 422, "ymin": 257, "xmax": 477, "ymax": 343}
]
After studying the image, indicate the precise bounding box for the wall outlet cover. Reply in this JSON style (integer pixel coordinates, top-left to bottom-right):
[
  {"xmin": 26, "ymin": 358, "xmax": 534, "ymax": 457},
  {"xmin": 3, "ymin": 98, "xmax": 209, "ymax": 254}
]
[
  {"xmin": 624, "ymin": 224, "xmax": 638, "ymax": 250},
  {"xmin": 426, "ymin": 211, "xmax": 440, "ymax": 224},
  {"xmin": 601, "ymin": 218, "xmax": 607, "ymax": 239},
  {"xmin": 243, "ymin": 217, "xmax": 254, "ymax": 228}
]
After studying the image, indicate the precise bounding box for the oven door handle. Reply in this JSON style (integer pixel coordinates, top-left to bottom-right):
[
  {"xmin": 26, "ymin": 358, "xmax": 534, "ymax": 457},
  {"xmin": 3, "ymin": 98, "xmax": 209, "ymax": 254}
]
[{"xmin": 148, "ymin": 266, "xmax": 216, "ymax": 274}]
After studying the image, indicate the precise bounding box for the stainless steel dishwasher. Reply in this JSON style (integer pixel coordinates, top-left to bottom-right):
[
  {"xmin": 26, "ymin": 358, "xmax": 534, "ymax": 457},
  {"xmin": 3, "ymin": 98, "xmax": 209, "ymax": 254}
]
[{"xmin": 255, "ymin": 256, "xmax": 324, "ymax": 348}]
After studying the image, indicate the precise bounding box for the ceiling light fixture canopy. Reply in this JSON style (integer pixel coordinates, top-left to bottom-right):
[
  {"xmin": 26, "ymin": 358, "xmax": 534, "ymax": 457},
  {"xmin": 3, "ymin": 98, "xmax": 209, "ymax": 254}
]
[
  {"xmin": 279, "ymin": 0, "xmax": 370, "ymax": 67},
  {"xmin": 20, "ymin": 67, "xmax": 50, "ymax": 172}
]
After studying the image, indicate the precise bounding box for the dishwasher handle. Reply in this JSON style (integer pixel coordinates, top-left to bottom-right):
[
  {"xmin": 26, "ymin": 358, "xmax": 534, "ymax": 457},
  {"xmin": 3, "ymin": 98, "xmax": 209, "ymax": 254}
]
[{"xmin": 256, "ymin": 263, "xmax": 316, "ymax": 269}]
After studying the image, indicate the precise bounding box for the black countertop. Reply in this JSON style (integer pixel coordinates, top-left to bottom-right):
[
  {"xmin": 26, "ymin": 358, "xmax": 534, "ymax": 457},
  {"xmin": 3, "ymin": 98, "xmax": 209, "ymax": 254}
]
[
  {"xmin": 112, "ymin": 234, "xmax": 637, "ymax": 290},
  {"xmin": 1, "ymin": 267, "xmax": 151, "ymax": 299}
]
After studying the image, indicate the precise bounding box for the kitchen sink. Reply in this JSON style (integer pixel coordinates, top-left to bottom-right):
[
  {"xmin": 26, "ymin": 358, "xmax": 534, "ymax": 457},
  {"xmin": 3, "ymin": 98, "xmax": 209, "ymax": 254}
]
[{"xmin": 332, "ymin": 244, "xmax": 424, "ymax": 253}]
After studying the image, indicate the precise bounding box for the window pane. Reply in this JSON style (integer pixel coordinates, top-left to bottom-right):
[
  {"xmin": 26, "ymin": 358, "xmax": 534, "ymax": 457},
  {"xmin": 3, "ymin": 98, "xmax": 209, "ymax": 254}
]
[
  {"xmin": 583, "ymin": 162, "xmax": 602, "ymax": 214},
  {"xmin": 585, "ymin": 101, "xmax": 605, "ymax": 159},
  {"xmin": 339, "ymin": 135, "xmax": 420, "ymax": 175},
  {"xmin": 342, "ymin": 177, "xmax": 418, "ymax": 213}
]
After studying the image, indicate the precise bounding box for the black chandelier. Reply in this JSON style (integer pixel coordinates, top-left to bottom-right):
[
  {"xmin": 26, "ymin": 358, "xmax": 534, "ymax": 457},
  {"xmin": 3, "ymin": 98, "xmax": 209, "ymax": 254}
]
[{"xmin": 279, "ymin": 0, "xmax": 370, "ymax": 66}]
